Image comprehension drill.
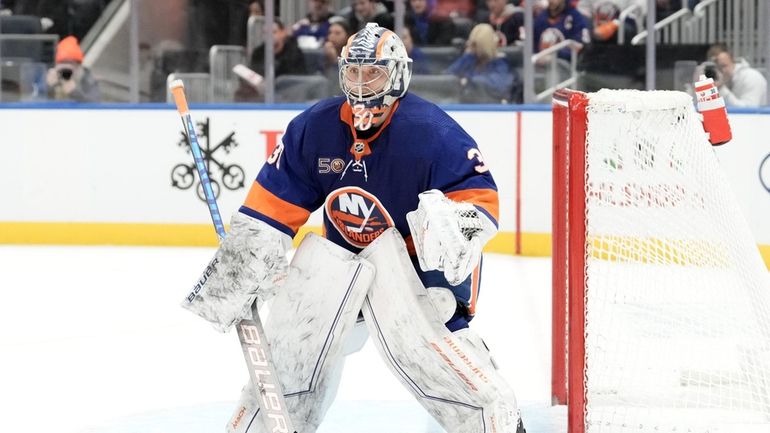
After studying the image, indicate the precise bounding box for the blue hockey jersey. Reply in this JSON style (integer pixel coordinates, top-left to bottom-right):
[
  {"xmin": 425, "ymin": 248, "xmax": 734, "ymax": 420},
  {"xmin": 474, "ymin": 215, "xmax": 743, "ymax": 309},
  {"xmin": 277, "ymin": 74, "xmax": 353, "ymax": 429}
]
[
  {"xmin": 239, "ymin": 93, "xmax": 499, "ymax": 323},
  {"xmin": 533, "ymin": 5, "xmax": 589, "ymax": 60}
]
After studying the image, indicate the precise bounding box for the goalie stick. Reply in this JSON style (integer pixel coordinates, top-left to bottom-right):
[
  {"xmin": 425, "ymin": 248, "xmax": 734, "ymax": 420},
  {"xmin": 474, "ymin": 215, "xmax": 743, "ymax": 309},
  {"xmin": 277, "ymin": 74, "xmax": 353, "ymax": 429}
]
[{"xmin": 169, "ymin": 80, "xmax": 297, "ymax": 433}]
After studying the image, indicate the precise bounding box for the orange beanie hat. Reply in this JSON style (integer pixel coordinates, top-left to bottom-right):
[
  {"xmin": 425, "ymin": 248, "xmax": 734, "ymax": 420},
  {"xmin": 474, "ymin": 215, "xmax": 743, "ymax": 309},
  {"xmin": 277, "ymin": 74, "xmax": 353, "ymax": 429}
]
[{"xmin": 56, "ymin": 36, "xmax": 84, "ymax": 64}]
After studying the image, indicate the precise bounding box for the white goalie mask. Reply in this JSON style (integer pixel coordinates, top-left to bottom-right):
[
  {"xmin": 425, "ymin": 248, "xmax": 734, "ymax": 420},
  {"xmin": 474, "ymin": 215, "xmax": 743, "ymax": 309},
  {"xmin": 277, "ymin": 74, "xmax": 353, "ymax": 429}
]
[{"xmin": 339, "ymin": 23, "xmax": 412, "ymax": 128}]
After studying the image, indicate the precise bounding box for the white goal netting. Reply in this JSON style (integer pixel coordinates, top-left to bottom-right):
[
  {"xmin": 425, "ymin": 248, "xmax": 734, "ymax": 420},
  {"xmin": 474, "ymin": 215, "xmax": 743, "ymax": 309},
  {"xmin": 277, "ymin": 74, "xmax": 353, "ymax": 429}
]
[{"xmin": 582, "ymin": 90, "xmax": 770, "ymax": 433}]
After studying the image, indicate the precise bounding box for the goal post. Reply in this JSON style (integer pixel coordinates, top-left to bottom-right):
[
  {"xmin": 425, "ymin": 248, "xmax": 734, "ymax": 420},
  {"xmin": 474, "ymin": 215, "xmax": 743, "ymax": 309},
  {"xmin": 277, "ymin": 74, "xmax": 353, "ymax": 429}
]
[
  {"xmin": 552, "ymin": 89, "xmax": 589, "ymax": 429},
  {"xmin": 551, "ymin": 88, "xmax": 770, "ymax": 433}
]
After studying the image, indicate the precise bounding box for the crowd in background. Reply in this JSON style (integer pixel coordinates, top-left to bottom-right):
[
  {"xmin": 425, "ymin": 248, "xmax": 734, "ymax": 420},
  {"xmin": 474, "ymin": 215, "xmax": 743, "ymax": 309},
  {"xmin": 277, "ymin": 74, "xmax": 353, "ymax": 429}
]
[
  {"xmin": 0, "ymin": 0, "xmax": 767, "ymax": 106},
  {"xmin": 230, "ymin": 0, "xmax": 765, "ymax": 105},
  {"xmin": 1, "ymin": 0, "xmax": 105, "ymax": 101}
]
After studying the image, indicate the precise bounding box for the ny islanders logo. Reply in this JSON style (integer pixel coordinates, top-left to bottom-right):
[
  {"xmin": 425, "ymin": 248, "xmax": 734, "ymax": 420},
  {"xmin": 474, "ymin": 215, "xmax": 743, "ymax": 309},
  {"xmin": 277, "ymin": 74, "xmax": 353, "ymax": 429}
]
[{"xmin": 326, "ymin": 187, "xmax": 393, "ymax": 248}]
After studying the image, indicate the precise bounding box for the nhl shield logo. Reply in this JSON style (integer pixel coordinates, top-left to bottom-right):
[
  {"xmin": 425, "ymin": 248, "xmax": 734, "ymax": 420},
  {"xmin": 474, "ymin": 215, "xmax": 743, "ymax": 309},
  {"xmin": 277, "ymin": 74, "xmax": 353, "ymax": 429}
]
[
  {"xmin": 325, "ymin": 186, "xmax": 393, "ymax": 248},
  {"xmin": 353, "ymin": 142, "xmax": 366, "ymax": 154}
]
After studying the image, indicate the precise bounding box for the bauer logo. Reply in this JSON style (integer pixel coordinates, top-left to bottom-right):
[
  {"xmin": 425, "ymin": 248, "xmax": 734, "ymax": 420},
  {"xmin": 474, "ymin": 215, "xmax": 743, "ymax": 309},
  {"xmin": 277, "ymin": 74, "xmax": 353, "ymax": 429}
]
[
  {"xmin": 760, "ymin": 153, "xmax": 770, "ymax": 195},
  {"xmin": 186, "ymin": 257, "xmax": 219, "ymax": 302},
  {"xmin": 325, "ymin": 187, "xmax": 393, "ymax": 248},
  {"xmin": 239, "ymin": 324, "xmax": 291, "ymax": 433}
]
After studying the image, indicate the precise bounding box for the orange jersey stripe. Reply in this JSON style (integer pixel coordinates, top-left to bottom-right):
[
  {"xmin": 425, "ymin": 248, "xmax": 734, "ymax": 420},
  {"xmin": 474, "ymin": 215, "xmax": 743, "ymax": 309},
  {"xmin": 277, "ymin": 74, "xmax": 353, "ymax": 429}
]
[
  {"xmin": 445, "ymin": 188, "xmax": 499, "ymax": 223},
  {"xmin": 242, "ymin": 181, "xmax": 311, "ymax": 235}
]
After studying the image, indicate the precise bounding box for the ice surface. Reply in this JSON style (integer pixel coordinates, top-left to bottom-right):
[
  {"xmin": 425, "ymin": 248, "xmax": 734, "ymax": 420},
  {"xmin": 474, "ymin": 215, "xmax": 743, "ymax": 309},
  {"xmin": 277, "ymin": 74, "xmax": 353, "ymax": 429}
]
[{"xmin": 0, "ymin": 245, "xmax": 563, "ymax": 433}]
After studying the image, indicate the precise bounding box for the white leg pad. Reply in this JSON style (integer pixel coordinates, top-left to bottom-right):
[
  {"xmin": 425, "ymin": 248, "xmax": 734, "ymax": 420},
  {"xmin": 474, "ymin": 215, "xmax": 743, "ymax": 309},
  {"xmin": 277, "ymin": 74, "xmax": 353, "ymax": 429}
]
[
  {"xmin": 342, "ymin": 316, "xmax": 369, "ymax": 355},
  {"xmin": 227, "ymin": 232, "xmax": 375, "ymax": 433},
  {"xmin": 359, "ymin": 228, "xmax": 521, "ymax": 433}
]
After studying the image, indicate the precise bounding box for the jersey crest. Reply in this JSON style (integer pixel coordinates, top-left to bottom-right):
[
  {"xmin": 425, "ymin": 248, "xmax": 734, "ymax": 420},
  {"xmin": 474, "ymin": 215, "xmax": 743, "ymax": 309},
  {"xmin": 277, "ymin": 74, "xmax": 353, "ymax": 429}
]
[{"xmin": 325, "ymin": 186, "xmax": 394, "ymax": 248}]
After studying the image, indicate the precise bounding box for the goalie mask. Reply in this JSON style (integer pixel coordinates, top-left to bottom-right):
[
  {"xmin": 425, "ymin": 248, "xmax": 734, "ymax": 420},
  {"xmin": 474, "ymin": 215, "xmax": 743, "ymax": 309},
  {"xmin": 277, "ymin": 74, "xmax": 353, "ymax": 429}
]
[{"xmin": 339, "ymin": 23, "xmax": 412, "ymax": 130}]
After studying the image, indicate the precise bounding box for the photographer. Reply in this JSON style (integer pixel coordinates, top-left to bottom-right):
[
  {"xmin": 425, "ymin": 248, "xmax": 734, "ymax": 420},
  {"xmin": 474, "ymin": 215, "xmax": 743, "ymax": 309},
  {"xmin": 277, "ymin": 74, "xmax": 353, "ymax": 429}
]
[
  {"xmin": 46, "ymin": 36, "xmax": 100, "ymax": 102},
  {"xmin": 699, "ymin": 44, "xmax": 767, "ymax": 107}
]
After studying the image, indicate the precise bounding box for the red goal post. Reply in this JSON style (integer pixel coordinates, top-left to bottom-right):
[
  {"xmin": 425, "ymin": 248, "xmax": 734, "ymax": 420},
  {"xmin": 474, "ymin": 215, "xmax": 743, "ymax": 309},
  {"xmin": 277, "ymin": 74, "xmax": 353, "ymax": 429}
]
[
  {"xmin": 551, "ymin": 88, "xmax": 588, "ymax": 431},
  {"xmin": 551, "ymin": 88, "xmax": 770, "ymax": 433}
]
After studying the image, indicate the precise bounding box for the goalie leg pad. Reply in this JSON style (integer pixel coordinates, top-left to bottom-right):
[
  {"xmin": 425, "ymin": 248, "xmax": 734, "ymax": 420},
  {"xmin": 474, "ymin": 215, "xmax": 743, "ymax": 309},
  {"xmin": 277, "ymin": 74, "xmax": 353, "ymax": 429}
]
[
  {"xmin": 227, "ymin": 232, "xmax": 375, "ymax": 433},
  {"xmin": 359, "ymin": 228, "xmax": 521, "ymax": 433},
  {"xmin": 342, "ymin": 315, "xmax": 369, "ymax": 355}
]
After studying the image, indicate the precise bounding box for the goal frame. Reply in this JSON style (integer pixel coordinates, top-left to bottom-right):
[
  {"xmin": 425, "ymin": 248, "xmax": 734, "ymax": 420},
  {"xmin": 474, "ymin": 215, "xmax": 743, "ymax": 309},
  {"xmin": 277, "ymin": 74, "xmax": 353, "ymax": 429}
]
[
  {"xmin": 551, "ymin": 88, "xmax": 588, "ymax": 433},
  {"xmin": 550, "ymin": 87, "xmax": 770, "ymax": 433}
]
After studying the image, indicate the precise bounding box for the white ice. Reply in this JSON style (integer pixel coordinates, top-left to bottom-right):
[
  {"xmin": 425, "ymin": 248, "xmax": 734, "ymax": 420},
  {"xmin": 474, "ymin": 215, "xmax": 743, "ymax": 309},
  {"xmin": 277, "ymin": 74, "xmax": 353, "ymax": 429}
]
[{"xmin": 0, "ymin": 245, "xmax": 566, "ymax": 433}]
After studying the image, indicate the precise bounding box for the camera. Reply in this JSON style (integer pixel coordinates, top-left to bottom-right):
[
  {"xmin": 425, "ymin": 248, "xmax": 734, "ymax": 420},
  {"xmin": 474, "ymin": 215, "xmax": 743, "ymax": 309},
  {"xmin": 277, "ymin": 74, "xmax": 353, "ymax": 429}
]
[
  {"xmin": 699, "ymin": 61, "xmax": 721, "ymax": 82},
  {"xmin": 57, "ymin": 67, "xmax": 74, "ymax": 81}
]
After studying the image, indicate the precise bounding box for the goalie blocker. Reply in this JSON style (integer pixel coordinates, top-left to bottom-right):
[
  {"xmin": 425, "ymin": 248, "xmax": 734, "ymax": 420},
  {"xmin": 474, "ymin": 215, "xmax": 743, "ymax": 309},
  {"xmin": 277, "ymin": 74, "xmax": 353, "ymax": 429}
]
[{"xmin": 230, "ymin": 228, "xmax": 524, "ymax": 433}]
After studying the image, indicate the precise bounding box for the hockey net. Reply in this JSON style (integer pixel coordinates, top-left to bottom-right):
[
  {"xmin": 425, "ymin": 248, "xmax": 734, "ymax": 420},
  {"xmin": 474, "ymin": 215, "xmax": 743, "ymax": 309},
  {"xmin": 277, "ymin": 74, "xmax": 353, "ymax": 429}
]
[{"xmin": 552, "ymin": 88, "xmax": 770, "ymax": 433}]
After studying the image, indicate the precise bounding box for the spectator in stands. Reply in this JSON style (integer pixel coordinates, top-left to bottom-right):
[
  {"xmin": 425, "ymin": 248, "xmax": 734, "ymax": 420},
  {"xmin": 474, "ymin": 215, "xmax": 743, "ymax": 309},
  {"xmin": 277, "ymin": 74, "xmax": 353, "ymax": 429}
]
[
  {"xmin": 345, "ymin": 0, "xmax": 394, "ymax": 33},
  {"xmin": 444, "ymin": 23, "xmax": 517, "ymax": 103},
  {"xmin": 401, "ymin": 26, "xmax": 429, "ymax": 75},
  {"xmin": 234, "ymin": 18, "xmax": 308, "ymax": 102},
  {"xmin": 292, "ymin": 0, "xmax": 334, "ymax": 49},
  {"xmin": 236, "ymin": 19, "xmax": 309, "ymax": 102},
  {"xmin": 703, "ymin": 43, "xmax": 768, "ymax": 107},
  {"xmin": 531, "ymin": 0, "xmax": 550, "ymax": 16},
  {"xmin": 577, "ymin": 0, "xmax": 644, "ymax": 44},
  {"xmin": 317, "ymin": 20, "xmax": 352, "ymax": 96},
  {"xmin": 405, "ymin": 0, "xmax": 454, "ymax": 46},
  {"xmin": 323, "ymin": 20, "xmax": 351, "ymax": 71},
  {"xmin": 478, "ymin": 0, "xmax": 524, "ymax": 46},
  {"xmin": 249, "ymin": 0, "xmax": 264, "ymax": 16},
  {"xmin": 533, "ymin": 0, "xmax": 589, "ymax": 61},
  {"xmin": 249, "ymin": 18, "xmax": 308, "ymax": 77},
  {"xmin": 322, "ymin": 19, "xmax": 351, "ymax": 88},
  {"xmin": 46, "ymin": 36, "xmax": 99, "ymax": 102}
]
